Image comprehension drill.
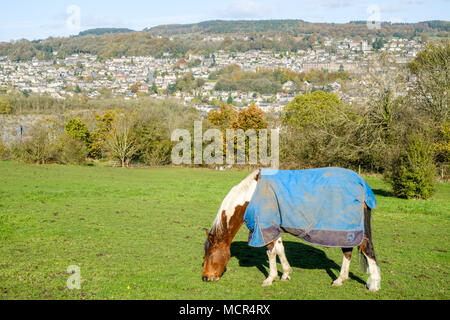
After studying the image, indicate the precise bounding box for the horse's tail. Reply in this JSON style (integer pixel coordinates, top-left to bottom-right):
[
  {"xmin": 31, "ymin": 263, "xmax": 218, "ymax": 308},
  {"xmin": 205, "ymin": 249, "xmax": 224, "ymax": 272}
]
[{"xmin": 358, "ymin": 204, "xmax": 376, "ymax": 273}]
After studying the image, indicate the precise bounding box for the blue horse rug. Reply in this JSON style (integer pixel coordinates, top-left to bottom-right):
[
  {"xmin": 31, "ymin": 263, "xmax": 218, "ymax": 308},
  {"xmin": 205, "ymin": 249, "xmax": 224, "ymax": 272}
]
[{"xmin": 243, "ymin": 168, "xmax": 376, "ymax": 248}]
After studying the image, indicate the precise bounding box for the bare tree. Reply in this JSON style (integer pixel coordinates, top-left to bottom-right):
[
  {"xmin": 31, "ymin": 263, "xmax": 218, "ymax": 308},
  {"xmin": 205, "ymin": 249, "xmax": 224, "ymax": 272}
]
[{"xmin": 105, "ymin": 115, "xmax": 137, "ymax": 168}]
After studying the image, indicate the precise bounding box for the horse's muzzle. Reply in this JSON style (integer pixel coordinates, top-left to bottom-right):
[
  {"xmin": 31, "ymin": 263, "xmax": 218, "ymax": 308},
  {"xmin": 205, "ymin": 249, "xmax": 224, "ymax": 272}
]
[{"xmin": 202, "ymin": 275, "xmax": 219, "ymax": 282}]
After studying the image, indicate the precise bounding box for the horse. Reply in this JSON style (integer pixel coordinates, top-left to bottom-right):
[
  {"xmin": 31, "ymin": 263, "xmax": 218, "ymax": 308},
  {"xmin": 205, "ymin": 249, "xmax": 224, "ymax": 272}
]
[{"xmin": 202, "ymin": 168, "xmax": 381, "ymax": 292}]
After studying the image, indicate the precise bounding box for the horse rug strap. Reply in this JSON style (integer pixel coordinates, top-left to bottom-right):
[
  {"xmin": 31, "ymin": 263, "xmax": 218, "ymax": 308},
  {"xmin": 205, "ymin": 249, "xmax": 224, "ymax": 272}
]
[{"xmin": 243, "ymin": 168, "xmax": 377, "ymax": 248}]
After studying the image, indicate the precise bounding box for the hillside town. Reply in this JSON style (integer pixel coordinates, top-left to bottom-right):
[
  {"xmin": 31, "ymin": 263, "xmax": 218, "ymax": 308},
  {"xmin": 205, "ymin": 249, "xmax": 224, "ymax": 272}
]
[{"xmin": 0, "ymin": 37, "xmax": 425, "ymax": 113}]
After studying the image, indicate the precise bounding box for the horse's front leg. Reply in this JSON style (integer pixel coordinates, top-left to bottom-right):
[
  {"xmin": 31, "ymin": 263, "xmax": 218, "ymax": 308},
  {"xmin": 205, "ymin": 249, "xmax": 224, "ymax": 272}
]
[
  {"xmin": 275, "ymin": 237, "xmax": 292, "ymax": 281},
  {"xmin": 262, "ymin": 237, "xmax": 292, "ymax": 286},
  {"xmin": 332, "ymin": 247, "xmax": 353, "ymax": 287},
  {"xmin": 262, "ymin": 242, "xmax": 278, "ymax": 286}
]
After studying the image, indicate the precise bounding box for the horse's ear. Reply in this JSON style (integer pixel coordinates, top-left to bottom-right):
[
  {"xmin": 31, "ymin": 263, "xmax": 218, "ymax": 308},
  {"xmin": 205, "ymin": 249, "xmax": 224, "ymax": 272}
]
[{"xmin": 204, "ymin": 228, "xmax": 214, "ymax": 244}]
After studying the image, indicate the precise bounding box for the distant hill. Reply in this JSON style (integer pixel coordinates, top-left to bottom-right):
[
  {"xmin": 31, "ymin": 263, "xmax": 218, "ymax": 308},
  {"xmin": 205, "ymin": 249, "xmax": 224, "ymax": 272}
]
[
  {"xmin": 145, "ymin": 19, "xmax": 306, "ymax": 35},
  {"xmin": 145, "ymin": 19, "xmax": 450, "ymax": 36},
  {"xmin": 78, "ymin": 28, "xmax": 135, "ymax": 37},
  {"xmin": 0, "ymin": 19, "xmax": 448, "ymax": 62}
]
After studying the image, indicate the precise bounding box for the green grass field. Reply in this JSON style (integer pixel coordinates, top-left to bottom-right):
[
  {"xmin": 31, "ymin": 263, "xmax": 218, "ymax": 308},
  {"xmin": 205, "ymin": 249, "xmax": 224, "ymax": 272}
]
[{"xmin": 0, "ymin": 161, "xmax": 449, "ymax": 300}]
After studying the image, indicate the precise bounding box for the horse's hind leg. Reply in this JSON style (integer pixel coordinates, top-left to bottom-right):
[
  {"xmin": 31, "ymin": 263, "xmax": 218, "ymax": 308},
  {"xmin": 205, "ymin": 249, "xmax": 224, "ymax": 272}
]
[
  {"xmin": 332, "ymin": 248, "xmax": 353, "ymax": 287},
  {"xmin": 360, "ymin": 238, "xmax": 381, "ymax": 292},
  {"xmin": 360, "ymin": 205, "xmax": 381, "ymax": 292}
]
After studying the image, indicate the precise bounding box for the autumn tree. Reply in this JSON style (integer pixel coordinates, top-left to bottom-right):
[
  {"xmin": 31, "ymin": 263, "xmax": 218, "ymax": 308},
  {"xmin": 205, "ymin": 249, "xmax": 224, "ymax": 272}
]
[
  {"xmin": 130, "ymin": 83, "xmax": 140, "ymax": 94},
  {"xmin": 89, "ymin": 110, "xmax": 116, "ymax": 158},
  {"xmin": 207, "ymin": 103, "xmax": 236, "ymax": 131},
  {"xmin": 230, "ymin": 103, "xmax": 267, "ymax": 131}
]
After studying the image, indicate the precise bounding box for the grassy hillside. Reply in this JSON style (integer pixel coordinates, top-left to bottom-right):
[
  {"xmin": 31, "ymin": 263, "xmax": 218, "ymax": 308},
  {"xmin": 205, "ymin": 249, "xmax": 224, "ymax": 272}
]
[{"xmin": 0, "ymin": 161, "xmax": 448, "ymax": 299}]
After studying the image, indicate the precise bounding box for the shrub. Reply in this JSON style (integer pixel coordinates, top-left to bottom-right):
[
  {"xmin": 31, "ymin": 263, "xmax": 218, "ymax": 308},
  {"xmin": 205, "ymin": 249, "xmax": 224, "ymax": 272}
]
[
  {"xmin": 56, "ymin": 133, "xmax": 88, "ymax": 165},
  {"xmin": 389, "ymin": 136, "xmax": 436, "ymax": 199},
  {"xmin": 64, "ymin": 117, "xmax": 95, "ymax": 156},
  {"xmin": 18, "ymin": 126, "xmax": 58, "ymax": 164},
  {"xmin": 0, "ymin": 98, "xmax": 13, "ymax": 114},
  {"xmin": 142, "ymin": 140, "xmax": 173, "ymax": 166},
  {"xmin": 0, "ymin": 139, "xmax": 9, "ymax": 160}
]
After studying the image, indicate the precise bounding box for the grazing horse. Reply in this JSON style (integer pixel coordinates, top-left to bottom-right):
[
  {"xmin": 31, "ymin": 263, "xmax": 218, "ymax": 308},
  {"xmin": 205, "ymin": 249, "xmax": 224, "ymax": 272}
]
[{"xmin": 202, "ymin": 168, "xmax": 381, "ymax": 292}]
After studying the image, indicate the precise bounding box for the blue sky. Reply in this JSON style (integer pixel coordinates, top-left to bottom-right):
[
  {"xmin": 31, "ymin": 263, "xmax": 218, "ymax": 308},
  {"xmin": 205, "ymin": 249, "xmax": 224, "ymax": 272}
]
[{"xmin": 0, "ymin": 0, "xmax": 449, "ymax": 42}]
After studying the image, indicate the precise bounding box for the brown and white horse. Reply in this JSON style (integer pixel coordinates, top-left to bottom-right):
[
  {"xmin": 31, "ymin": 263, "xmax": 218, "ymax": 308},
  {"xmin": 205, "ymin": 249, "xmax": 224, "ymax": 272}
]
[{"xmin": 202, "ymin": 169, "xmax": 381, "ymax": 291}]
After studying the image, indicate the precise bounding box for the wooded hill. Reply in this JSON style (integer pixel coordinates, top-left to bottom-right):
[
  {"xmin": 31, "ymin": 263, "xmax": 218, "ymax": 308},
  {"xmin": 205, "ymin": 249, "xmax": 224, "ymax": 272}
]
[
  {"xmin": 0, "ymin": 20, "xmax": 448, "ymax": 61},
  {"xmin": 145, "ymin": 19, "xmax": 449, "ymax": 37},
  {"xmin": 78, "ymin": 28, "xmax": 136, "ymax": 37}
]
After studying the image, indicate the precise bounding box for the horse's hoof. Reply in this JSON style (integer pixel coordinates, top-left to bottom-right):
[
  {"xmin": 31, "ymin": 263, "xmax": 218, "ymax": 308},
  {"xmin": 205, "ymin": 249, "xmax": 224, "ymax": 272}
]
[
  {"xmin": 262, "ymin": 279, "xmax": 273, "ymax": 286},
  {"xmin": 281, "ymin": 275, "xmax": 291, "ymax": 281},
  {"xmin": 332, "ymin": 280, "xmax": 343, "ymax": 287},
  {"xmin": 366, "ymin": 283, "xmax": 380, "ymax": 292}
]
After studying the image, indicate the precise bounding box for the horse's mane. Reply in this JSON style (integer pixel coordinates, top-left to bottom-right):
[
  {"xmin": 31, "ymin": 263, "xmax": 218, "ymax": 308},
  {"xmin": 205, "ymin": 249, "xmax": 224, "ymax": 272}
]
[{"xmin": 211, "ymin": 170, "xmax": 259, "ymax": 235}]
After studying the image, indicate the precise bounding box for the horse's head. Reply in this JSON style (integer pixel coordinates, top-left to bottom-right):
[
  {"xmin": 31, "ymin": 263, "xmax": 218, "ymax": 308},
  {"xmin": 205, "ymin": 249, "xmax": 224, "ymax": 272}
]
[
  {"xmin": 202, "ymin": 229, "xmax": 230, "ymax": 282},
  {"xmin": 202, "ymin": 169, "xmax": 261, "ymax": 282}
]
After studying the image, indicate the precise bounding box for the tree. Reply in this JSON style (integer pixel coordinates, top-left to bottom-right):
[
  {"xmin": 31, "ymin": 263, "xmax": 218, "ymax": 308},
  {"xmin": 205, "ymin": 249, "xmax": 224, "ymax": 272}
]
[
  {"xmin": 105, "ymin": 116, "xmax": 137, "ymax": 168},
  {"xmin": 130, "ymin": 83, "xmax": 139, "ymax": 94},
  {"xmin": 89, "ymin": 110, "xmax": 116, "ymax": 158},
  {"xmin": 56, "ymin": 133, "xmax": 88, "ymax": 165},
  {"xmin": 19, "ymin": 124, "xmax": 58, "ymax": 164},
  {"xmin": 230, "ymin": 103, "xmax": 267, "ymax": 131},
  {"xmin": 207, "ymin": 104, "xmax": 236, "ymax": 131},
  {"xmin": 372, "ymin": 38, "xmax": 385, "ymax": 50},
  {"xmin": 408, "ymin": 41, "xmax": 449, "ymax": 122},
  {"xmin": 281, "ymin": 91, "xmax": 363, "ymax": 168},
  {"xmin": 0, "ymin": 98, "xmax": 13, "ymax": 114},
  {"xmin": 228, "ymin": 103, "xmax": 267, "ymax": 166},
  {"xmin": 65, "ymin": 118, "xmax": 91, "ymax": 146},
  {"xmin": 283, "ymin": 91, "xmax": 347, "ymax": 129},
  {"xmin": 389, "ymin": 135, "xmax": 436, "ymax": 199},
  {"xmin": 151, "ymin": 81, "xmax": 158, "ymax": 94},
  {"xmin": 420, "ymin": 33, "xmax": 429, "ymax": 44}
]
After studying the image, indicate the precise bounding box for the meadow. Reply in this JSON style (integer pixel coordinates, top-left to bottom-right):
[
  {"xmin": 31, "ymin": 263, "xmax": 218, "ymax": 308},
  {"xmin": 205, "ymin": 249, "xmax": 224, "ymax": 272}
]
[{"xmin": 0, "ymin": 161, "xmax": 448, "ymax": 300}]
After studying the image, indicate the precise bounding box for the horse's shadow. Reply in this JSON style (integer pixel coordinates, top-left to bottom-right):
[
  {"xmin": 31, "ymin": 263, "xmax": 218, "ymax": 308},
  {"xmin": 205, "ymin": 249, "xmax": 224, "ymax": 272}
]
[
  {"xmin": 371, "ymin": 188, "xmax": 394, "ymax": 198},
  {"xmin": 230, "ymin": 241, "xmax": 366, "ymax": 285}
]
